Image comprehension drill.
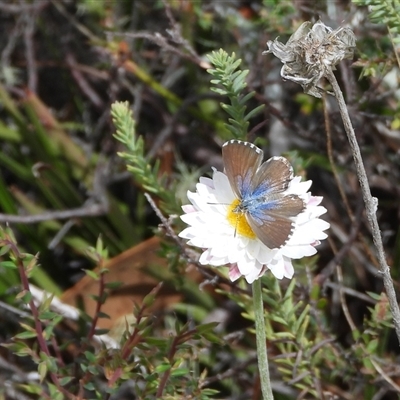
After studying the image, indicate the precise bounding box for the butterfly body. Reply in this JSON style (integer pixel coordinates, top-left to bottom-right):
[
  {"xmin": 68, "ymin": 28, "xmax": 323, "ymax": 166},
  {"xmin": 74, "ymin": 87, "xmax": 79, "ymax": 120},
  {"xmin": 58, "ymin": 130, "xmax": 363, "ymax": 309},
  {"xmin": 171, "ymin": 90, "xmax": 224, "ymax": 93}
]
[{"xmin": 222, "ymin": 140, "xmax": 305, "ymax": 249}]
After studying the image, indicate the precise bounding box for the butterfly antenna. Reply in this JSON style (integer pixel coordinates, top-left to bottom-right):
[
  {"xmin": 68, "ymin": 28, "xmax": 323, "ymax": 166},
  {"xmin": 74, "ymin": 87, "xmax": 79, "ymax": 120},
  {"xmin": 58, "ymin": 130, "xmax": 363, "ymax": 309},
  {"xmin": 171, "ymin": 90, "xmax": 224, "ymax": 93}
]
[{"xmin": 233, "ymin": 213, "xmax": 240, "ymax": 238}]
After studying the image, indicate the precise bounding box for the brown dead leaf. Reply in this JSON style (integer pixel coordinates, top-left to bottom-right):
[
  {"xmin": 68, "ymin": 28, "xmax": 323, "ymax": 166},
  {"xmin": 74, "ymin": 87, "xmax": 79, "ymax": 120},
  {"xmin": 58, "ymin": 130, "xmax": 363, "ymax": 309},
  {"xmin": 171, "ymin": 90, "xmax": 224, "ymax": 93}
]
[{"xmin": 61, "ymin": 236, "xmax": 196, "ymax": 330}]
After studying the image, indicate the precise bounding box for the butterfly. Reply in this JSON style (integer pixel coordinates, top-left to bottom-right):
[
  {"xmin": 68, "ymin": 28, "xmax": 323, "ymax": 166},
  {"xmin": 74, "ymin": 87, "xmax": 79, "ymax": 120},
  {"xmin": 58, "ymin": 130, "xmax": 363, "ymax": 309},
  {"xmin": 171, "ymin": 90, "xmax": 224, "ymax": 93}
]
[{"xmin": 222, "ymin": 139, "xmax": 305, "ymax": 249}]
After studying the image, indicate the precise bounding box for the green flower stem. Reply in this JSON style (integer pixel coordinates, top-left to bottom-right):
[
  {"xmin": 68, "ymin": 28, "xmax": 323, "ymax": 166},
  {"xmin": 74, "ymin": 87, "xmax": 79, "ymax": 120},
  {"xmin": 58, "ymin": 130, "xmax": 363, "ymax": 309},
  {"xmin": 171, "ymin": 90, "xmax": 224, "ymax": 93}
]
[{"xmin": 253, "ymin": 278, "xmax": 274, "ymax": 400}]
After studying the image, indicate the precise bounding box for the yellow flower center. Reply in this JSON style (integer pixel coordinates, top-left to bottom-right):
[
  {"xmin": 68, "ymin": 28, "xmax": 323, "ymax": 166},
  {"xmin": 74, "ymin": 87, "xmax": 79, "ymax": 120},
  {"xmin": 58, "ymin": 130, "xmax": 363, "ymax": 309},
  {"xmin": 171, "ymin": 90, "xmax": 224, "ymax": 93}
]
[{"xmin": 227, "ymin": 199, "xmax": 256, "ymax": 239}]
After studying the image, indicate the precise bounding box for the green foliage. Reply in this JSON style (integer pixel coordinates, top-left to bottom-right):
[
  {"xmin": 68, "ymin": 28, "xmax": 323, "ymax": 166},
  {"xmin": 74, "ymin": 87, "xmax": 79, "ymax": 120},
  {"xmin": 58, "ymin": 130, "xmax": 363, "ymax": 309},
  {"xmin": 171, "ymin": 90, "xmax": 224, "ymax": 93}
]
[
  {"xmin": 353, "ymin": 0, "xmax": 400, "ymax": 38},
  {"xmin": 207, "ymin": 49, "xmax": 264, "ymax": 140},
  {"xmin": 86, "ymin": 235, "xmax": 109, "ymax": 266},
  {"xmin": 261, "ymin": 0, "xmax": 296, "ymax": 28},
  {"xmin": 112, "ymin": 101, "xmax": 177, "ymax": 214},
  {"xmin": 0, "ymin": 82, "xmax": 142, "ymax": 297},
  {"xmin": 226, "ymin": 273, "xmax": 396, "ymax": 399},
  {"xmin": 0, "ymin": 225, "xmax": 221, "ymax": 399}
]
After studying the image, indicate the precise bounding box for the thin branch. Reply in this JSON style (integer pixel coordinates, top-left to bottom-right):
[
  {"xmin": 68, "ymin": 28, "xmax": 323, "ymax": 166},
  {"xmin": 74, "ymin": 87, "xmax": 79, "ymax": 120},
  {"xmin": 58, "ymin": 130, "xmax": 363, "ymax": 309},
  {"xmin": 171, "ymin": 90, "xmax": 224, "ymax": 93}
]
[
  {"xmin": 23, "ymin": 8, "xmax": 38, "ymax": 93},
  {"xmin": 370, "ymin": 357, "xmax": 400, "ymax": 393},
  {"xmin": 336, "ymin": 256, "xmax": 358, "ymax": 333},
  {"xmin": 65, "ymin": 52, "xmax": 104, "ymax": 109},
  {"xmin": 0, "ymin": 202, "xmax": 108, "ymax": 224},
  {"xmin": 0, "ymin": 164, "xmax": 110, "ymax": 224},
  {"xmin": 1, "ymin": 13, "xmax": 24, "ymax": 69},
  {"xmin": 323, "ymin": 282, "xmax": 377, "ymax": 305},
  {"xmin": 0, "ymin": 2, "xmax": 48, "ymax": 13},
  {"xmin": 111, "ymin": 30, "xmax": 210, "ymax": 70},
  {"xmin": 51, "ymin": 0, "xmax": 100, "ymax": 42},
  {"xmin": 325, "ymin": 68, "xmax": 400, "ymax": 345}
]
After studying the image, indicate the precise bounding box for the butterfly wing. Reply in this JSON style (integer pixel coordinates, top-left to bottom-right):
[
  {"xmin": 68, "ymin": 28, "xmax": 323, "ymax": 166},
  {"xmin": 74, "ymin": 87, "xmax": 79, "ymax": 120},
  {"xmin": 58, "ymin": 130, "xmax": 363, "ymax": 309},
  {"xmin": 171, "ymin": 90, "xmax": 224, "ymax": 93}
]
[
  {"xmin": 250, "ymin": 156, "xmax": 293, "ymax": 196},
  {"xmin": 246, "ymin": 156, "xmax": 304, "ymax": 248},
  {"xmin": 222, "ymin": 141, "xmax": 305, "ymax": 249},
  {"xmin": 246, "ymin": 194, "xmax": 305, "ymax": 249},
  {"xmin": 247, "ymin": 214, "xmax": 293, "ymax": 249},
  {"xmin": 222, "ymin": 140, "xmax": 263, "ymax": 198}
]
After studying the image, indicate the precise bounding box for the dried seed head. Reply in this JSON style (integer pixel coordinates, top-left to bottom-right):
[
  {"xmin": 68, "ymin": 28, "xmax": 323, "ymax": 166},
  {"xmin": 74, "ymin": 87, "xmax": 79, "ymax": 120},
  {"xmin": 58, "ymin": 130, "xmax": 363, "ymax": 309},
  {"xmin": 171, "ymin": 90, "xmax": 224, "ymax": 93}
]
[{"xmin": 264, "ymin": 21, "xmax": 356, "ymax": 98}]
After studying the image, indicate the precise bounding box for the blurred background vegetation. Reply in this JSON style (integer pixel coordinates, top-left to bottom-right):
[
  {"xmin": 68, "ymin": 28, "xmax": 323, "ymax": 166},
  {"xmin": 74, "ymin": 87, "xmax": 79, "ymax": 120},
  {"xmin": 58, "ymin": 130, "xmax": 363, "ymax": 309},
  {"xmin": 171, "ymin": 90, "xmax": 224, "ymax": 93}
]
[{"xmin": 0, "ymin": 0, "xmax": 400, "ymax": 399}]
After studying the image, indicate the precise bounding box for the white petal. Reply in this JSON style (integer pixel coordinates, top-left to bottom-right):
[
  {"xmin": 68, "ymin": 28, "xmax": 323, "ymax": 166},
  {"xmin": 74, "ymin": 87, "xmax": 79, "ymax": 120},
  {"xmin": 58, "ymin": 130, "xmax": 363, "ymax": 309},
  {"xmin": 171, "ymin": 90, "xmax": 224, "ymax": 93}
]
[
  {"xmin": 227, "ymin": 237, "xmax": 241, "ymax": 263},
  {"xmin": 256, "ymin": 244, "xmax": 278, "ymax": 264},
  {"xmin": 268, "ymin": 257, "xmax": 285, "ymax": 280},
  {"xmin": 243, "ymin": 260, "xmax": 263, "ymax": 283},
  {"xmin": 229, "ymin": 264, "xmax": 242, "ymax": 281},
  {"xmin": 187, "ymin": 191, "xmax": 208, "ymax": 212},
  {"xmin": 246, "ymin": 240, "xmax": 260, "ymax": 260},
  {"xmin": 196, "ymin": 182, "xmax": 218, "ymax": 203},
  {"xmin": 287, "ymin": 178, "xmax": 312, "ymax": 194},
  {"xmin": 199, "ymin": 176, "xmax": 214, "ymax": 188},
  {"xmin": 181, "ymin": 204, "xmax": 196, "ymax": 213},
  {"xmin": 289, "ymin": 219, "xmax": 329, "ymax": 245},
  {"xmin": 178, "ymin": 227, "xmax": 195, "ymax": 240},
  {"xmin": 200, "ymin": 249, "xmax": 228, "ymax": 266},
  {"xmin": 199, "ymin": 249, "xmax": 212, "ymax": 265},
  {"xmin": 282, "ymin": 258, "xmax": 294, "ymax": 279},
  {"xmin": 213, "ymin": 171, "xmax": 235, "ymax": 203},
  {"xmin": 210, "ymin": 237, "xmax": 232, "ymax": 257},
  {"xmin": 180, "ymin": 211, "xmax": 204, "ymax": 226},
  {"xmin": 282, "ymin": 243, "xmax": 317, "ymax": 259},
  {"xmin": 308, "ymin": 196, "xmax": 323, "ymax": 207},
  {"xmin": 237, "ymin": 253, "xmax": 258, "ymax": 277}
]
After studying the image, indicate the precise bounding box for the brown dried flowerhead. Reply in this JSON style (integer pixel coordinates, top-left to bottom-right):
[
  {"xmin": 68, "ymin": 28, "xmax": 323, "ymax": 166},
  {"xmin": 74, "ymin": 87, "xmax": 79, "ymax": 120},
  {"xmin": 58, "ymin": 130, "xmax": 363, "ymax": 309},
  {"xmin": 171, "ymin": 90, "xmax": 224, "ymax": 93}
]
[{"xmin": 264, "ymin": 21, "xmax": 356, "ymax": 98}]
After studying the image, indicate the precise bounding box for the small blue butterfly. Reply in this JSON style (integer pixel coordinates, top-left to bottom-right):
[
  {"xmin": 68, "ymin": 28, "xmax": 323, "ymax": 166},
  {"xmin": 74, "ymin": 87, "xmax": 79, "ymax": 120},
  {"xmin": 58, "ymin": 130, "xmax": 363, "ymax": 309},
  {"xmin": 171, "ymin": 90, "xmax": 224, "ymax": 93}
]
[{"xmin": 222, "ymin": 140, "xmax": 305, "ymax": 249}]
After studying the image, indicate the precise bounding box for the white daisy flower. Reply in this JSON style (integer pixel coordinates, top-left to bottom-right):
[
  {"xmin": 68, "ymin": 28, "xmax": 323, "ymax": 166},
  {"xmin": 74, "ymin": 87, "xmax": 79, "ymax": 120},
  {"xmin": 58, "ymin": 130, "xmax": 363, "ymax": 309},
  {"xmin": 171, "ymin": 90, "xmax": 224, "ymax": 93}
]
[{"xmin": 179, "ymin": 142, "xmax": 330, "ymax": 284}]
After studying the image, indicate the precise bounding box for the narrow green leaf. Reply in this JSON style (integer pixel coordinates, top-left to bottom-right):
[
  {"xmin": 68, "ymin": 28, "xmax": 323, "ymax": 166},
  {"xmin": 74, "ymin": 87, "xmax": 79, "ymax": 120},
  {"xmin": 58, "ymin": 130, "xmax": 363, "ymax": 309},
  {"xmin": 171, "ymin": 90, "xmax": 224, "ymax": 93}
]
[
  {"xmin": 15, "ymin": 330, "xmax": 38, "ymax": 339},
  {"xmin": 0, "ymin": 260, "xmax": 17, "ymax": 269},
  {"xmin": 38, "ymin": 361, "xmax": 47, "ymax": 383},
  {"xmin": 155, "ymin": 363, "xmax": 171, "ymax": 373},
  {"xmin": 244, "ymin": 104, "xmax": 265, "ymax": 121}
]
